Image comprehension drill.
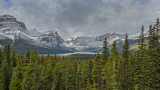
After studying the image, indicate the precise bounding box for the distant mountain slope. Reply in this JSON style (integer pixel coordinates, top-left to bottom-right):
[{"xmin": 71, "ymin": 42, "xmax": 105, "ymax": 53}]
[
  {"xmin": 10, "ymin": 39, "xmax": 72, "ymax": 54},
  {"xmin": 65, "ymin": 33, "xmax": 126, "ymax": 51},
  {"xmin": 0, "ymin": 35, "xmax": 13, "ymax": 48},
  {"xmin": 64, "ymin": 32, "xmax": 142, "ymax": 52}
]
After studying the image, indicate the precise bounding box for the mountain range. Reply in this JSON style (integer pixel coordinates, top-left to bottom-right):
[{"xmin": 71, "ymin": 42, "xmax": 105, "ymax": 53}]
[{"xmin": 0, "ymin": 15, "xmax": 141, "ymax": 54}]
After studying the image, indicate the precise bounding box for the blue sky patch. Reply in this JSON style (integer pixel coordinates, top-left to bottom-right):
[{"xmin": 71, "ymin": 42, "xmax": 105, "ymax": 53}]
[
  {"xmin": 5, "ymin": 0, "xmax": 9, "ymax": 2},
  {"xmin": 4, "ymin": 0, "xmax": 11, "ymax": 8}
]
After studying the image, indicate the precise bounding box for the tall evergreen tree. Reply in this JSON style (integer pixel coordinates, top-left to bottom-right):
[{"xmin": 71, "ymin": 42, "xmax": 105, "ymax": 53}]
[
  {"xmin": 102, "ymin": 37, "xmax": 109, "ymax": 64},
  {"xmin": 134, "ymin": 25, "xmax": 148, "ymax": 89},
  {"xmin": 110, "ymin": 41, "xmax": 120, "ymax": 89},
  {"xmin": 11, "ymin": 49, "xmax": 16, "ymax": 68},
  {"xmin": 155, "ymin": 18, "xmax": 160, "ymax": 36},
  {"xmin": 92, "ymin": 53, "xmax": 103, "ymax": 90},
  {"xmin": 1, "ymin": 45, "xmax": 11, "ymax": 90},
  {"xmin": 88, "ymin": 59, "xmax": 93, "ymax": 84},
  {"xmin": 66, "ymin": 66, "xmax": 75, "ymax": 90},
  {"xmin": 0, "ymin": 50, "xmax": 3, "ymax": 68},
  {"xmin": 9, "ymin": 54, "xmax": 23, "ymax": 90},
  {"xmin": 0, "ymin": 50, "xmax": 2, "ymax": 67},
  {"xmin": 25, "ymin": 48, "xmax": 30, "ymax": 63},
  {"xmin": 122, "ymin": 34, "xmax": 130, "ymax": 60},
  {"xmin": 120, "ymin": 34, "xmax": 131, "ymax": 90},
  {"xmin": 148, "ymin": 25, "xmax": 158, "ymax": 50},
  {"xmin": 138, "ymin": 25, "xmax": 146, "ymax": 50},
  {"xmin": 147, "ymin": 19, "xmax": 160, "ymax": 89}
]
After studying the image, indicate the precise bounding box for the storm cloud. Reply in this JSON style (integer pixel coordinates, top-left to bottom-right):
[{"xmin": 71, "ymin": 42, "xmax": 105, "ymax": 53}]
[{"xmin": 0, "ymin": 0, "xmax": 160, "ymax": 39}]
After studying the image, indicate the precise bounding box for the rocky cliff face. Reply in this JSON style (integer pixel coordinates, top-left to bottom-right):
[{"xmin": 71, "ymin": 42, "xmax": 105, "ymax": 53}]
[
  {"xmin": 36, "ymin": 30, "xmax": 64, "ymax": 48},
  {"xmin": 96, "ymin": 33, "xmax": 125, "ymax": 41},
  {"xmin": 0, "ymin": 15, "xmax": 28, "ymax": 39}
]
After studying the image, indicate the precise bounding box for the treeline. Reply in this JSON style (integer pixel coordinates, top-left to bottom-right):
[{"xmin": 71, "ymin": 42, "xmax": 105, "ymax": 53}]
[{"xmin": 0, "ymin": 19, "xmax": 160, "ymax": 90}]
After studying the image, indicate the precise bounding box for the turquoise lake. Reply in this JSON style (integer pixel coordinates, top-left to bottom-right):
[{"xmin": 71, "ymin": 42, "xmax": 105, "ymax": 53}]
[{"xmin": 50, "ymin": 52, "xmax": 99, "ymax": 56}]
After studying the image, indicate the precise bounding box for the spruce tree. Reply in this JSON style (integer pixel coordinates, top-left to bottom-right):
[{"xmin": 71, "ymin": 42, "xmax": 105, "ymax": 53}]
[
  {"xmin": 92, "ymin": 53, "xmax": 103, "ymax": 90},
  {"xmin": 66, "ymin": 66, "xmax": 74, "ymax": 90},
  {"xmin": 120, "ymin": 34, "xmax": 130, "ymax": 90},
  {"xmin": 110, "ymin": 41, "xmax": 120, "ymax": 89},
  {"xmin": 134, "ymin": 25, "xmax": 148, "ymax": 89},
  {"xmin": 30, "ymin": 50, "xmax": 38, "ymax": 63},
  {"xmin": 138, "ymin": 25, "xmax": 146, "ymax": 50},
  {"xmin": 73, "ymin": 61, "xmax": 78, "ymax": 90},
  {"xmin": 102, "ymin": 37, "xmax": 109, "ymax": 64},
  {"xmin": 1, "ymin": 45, "xmax": 11, "ymax": 90},
  {"xmin": 155, "ymin": 18, "xmax": 160, "ymax": 36},
  {"xmin": 154, "ymin": 19, "xmax": 160, "ymax": 88},
  {"xmin": 9, "ymin": 54, "xmax": 23, "ymax": 90},
  {"xmin": 0, "ymin": 50, "xmax": 2, "ymax": 66},
  {"xmin": 88, "ymin": 59, "xmax": 93, "ymax": 84},
  {"xmin": 147, "ymin": 19, "xmax": 160, "ymax": 89},
  {"xmin": 122, "ymin": 34, "xmax": 130, "ymax": 60},
  {"xmin": 147, "ymin": 22, "xmax": 159, "ymax": 89},
  {"xmin": 148, "ymin": 25, "xmax": 158, "ymax": 50},
  {"xmin": 11, "ymin": 49, "xmax": 16, "ymax": 68},
  {"xmin": 25, "ymin": 48, "xmax": 30, "ymax": 63},
  {"xmin": 155, "ymin": 43, "xmax": 160, "ymax": 89}
]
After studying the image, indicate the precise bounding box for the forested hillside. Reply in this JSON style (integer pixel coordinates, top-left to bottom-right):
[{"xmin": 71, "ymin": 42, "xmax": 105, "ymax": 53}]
[{"xmin": 0, "ymin": 19, "xmax": 160, "ymax": 90}]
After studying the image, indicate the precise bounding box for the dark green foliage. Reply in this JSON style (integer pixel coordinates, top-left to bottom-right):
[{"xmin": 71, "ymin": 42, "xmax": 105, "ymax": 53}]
[
  {"xmin": 9, "ymin": 54, "xmax": 23, "ymax": 90},
  {"xmin": 25, "ymin": 48, "xmax": 30, "ymax": 62},
  {"xmin": 88, "ymin": 59, "xmax": 93, "ymax": 84},
  {"xmin": 1, "ymin": 44, "xmax": 11, "ymax": 90},
  {"xmin": 122, "ymin": 34, "xmax": 130, "ymax": 59},
  {"xmin": 134, "ymin": 25, "xmax": 148, "ymax": 89},
  {"xmin": 92, "ymin": 53, "xmax": 103, "ymax": 90},
  {"xmin": 11, "ymin": 49, "xmax": 16, "ymax": 68},
  {"xmin": 146, "ymin": 18, "xmax": 160, "ymax": 89},
  {"xmin": 148, "ymin": 25, "xmax": 159, "ymax": 50},
  {"xmin": 102, "ymin": 37, "xmax": 109, "ymax": 64},
  {"xmin": 120, "ymin": 34, "xmax": 131, "ymax": 90},
  {"xmin": 0, "ymin": 50, "xmax": 2, "ymax": 66},
  {"xmin": 138, "ymin": 25, "xmax": 146, "ymax": 50},
  {"xmin": 110, "ymin": 41, "xmax": 120, "ymax": 89},
  {"xmin": 66, "ymin": 66, "xmax": 75, "ymax": 90}
]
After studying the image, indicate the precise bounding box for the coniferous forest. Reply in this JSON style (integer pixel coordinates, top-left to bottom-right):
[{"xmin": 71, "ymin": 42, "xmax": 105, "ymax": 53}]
[{"xmin": 0, "ymin": 19, "xmax": 160, "ymax": 90}]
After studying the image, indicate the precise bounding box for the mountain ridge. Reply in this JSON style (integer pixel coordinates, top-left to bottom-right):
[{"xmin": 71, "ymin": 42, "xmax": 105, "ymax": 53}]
[{"xmin": 0, "ymin": 14, "xmax": 141, "ymax": 53}]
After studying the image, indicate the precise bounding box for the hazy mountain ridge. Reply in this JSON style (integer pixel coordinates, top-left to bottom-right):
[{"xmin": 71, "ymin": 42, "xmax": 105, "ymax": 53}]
[{"xmin": 64, "ymin": 32, "xmax": 140, "ymax": 51}]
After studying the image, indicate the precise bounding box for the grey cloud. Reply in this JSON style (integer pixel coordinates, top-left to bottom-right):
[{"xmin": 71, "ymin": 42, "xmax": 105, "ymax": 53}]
[{"xmin": 0, "ymin": 0, "xmax": 160, "ymax": 39}]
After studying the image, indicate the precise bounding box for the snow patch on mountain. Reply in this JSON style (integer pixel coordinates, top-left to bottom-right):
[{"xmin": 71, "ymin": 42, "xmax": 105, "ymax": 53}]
[
  {"xmin": 65, "ymin": 32, "xmax": 142, "ymax": 51},
  {"xmin": 0, "ymin": 15, "xmax": 29, "ymax": 40},
  {"xmin": 36, "ymin": 30, "xmax": 65, "ymax": 48},
  {"xmin": 28, "ymin": 29, "xmax": 41, "ymax": 37}
]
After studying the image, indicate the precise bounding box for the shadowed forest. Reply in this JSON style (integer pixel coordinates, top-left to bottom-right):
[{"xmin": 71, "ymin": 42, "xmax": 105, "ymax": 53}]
[{"xmin": 0, "ymin": 19, "xmax": 160, "ymax": 90}]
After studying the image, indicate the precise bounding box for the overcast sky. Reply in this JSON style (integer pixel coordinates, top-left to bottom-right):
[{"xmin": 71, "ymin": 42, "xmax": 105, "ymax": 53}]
[{"xmin": 0, "ymin": 0, "xmax": 160, "ymax": 39}]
